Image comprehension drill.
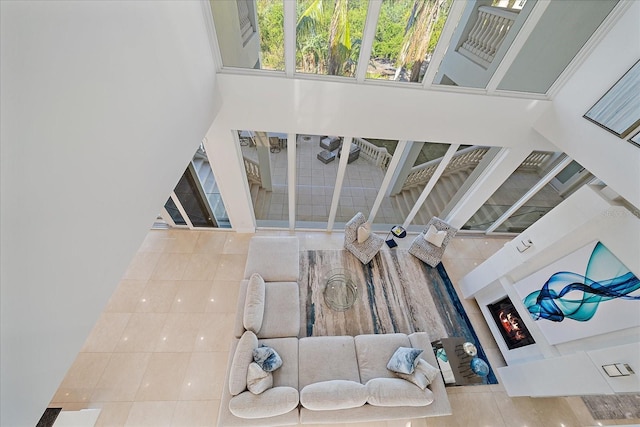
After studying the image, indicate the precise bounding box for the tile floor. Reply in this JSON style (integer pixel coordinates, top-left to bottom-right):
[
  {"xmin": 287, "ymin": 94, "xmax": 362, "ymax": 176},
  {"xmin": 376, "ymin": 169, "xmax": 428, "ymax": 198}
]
[{"xmin": 49, "ymin": 229, "xmax": 633, "ymax": 426}]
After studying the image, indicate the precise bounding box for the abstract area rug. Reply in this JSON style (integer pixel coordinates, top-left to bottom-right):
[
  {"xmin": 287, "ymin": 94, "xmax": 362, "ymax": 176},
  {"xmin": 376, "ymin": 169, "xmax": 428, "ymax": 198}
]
[
  {"xmin": 299, "ymin": 249, "xmax": 498, "ymax": 384},
  {"xmin": 581, "ymin": 394, "xmax": 640, "ymax": 420}
]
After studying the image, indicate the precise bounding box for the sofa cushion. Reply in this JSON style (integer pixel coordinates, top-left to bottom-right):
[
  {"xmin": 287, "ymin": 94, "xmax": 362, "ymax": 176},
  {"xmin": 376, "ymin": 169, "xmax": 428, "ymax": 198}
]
[
  {"xmin": 354, "ymin": 333, "xmax": 411, "ymax": 383},
  {"xmin": 258, "ymin": 282, "xmax": 300, "ymax": 338},
  {"xmin": 366, "ymin": 378, "xmax": 435, "ymax": 407},
  {"xmin": 253, "ymin": 345, "xmax": 282, "ymax": 372},
  {"xmin": 243, "ymin": 273, "xmax": 265, "ymax": 334},
  {"xmin": 243, "ymin": 236, "xmax": 299, "ymax": 282},
  {"xmin": 387, "ymin": 347, "xmax": 423, "ymax": 374},
  {"xmin": 300, "ymin": 380, "xmax": 368, "ymax": 411},
  {"xmin": 259, "ymin": 337, "xmax": 299, "ymax": 389},
  {"xmin": 229, "ymin": 387, "xmax": 299, "ymax": 419},
  {"xmin": 247, "ymin": 362, "xmax": 272, "ymax": 395},
  {"xmin": 229, "ymin": 331, "xmax": 258, "ymax": 396},
  {"xmin": 299, "ymin": 336, "xmax": 360, "ymax": 388}
]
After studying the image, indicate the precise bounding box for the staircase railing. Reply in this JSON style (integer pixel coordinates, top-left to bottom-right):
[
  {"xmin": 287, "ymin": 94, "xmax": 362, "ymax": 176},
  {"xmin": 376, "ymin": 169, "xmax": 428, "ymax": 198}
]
[
  {"xmin": 519, "ymin": 151, "xmax": 553, "ymax": 170},
  {"xmin": 402, "ymin": 146, "xmax": 488, "ymax": 190},
  {"xmin": 458, "ymin": 6, "xmax": 519, "ymax": 69},
  {"xmin": 352, "ymin": 137, "xmax": 393, "ymax": 169},
  {"xmin": 243, "ymin": 157, "xmax": 261, "ymax": 185}
]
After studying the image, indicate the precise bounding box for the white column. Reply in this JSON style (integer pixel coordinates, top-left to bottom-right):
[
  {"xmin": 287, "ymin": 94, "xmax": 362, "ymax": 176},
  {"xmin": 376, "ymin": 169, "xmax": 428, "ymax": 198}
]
[{"xmin": 204, "ymin": 123, "xmax": 255, "ymax": 232}]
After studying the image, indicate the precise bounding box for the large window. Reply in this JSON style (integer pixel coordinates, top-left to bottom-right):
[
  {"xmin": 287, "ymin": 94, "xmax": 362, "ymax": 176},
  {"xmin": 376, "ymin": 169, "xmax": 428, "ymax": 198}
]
[
  {"xmin": 296, "ymin": 0, "xmax": 368, "ymax": 77},
  {"xmin": 367, "ymin": 0, "xmax": 453, "ymax": 83}
]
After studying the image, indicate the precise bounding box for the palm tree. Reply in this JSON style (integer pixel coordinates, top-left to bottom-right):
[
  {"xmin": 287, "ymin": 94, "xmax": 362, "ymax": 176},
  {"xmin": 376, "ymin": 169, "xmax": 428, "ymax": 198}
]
[
  {"xmin": 395, "ymin": 0, "xmax": 444, "ymax": 82},
  {"xmin": 297, "ymin": 0, "xmax": 353, "ymax": 76}
]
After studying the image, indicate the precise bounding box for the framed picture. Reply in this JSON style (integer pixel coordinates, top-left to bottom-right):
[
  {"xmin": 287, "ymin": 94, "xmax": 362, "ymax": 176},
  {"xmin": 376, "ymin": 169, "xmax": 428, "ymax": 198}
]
[
  {"xmin": 514, "ymin": 241, "xmax": 640, "ymax": 345},
  {"xmin": 487, "ymin": 296, "xmax": 535, "ymax": 350},
  {"xmin": 628, "ymin": 129, "xmax": 640, "ymax": 148},
  {"xmin": 583, "ymin": 60, "xmax": 640, "ymax": 139}
]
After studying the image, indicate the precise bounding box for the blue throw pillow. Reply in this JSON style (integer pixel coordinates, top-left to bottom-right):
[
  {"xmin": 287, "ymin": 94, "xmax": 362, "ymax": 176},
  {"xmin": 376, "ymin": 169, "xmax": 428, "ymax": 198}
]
[
  {"xmin": 386, "ymin": 347, "xmax": 423, "ymax": 375},
  {"xmin": 252, "ymin": 345, "xmax": 283, "ymax": 372}
]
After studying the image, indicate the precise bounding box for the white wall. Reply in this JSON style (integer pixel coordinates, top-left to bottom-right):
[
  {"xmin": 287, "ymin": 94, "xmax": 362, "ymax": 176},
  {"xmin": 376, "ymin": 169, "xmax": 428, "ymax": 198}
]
[
  {"xmin": 533, "ymin": 0, "xmax": 640, "ymax": 209},
  {"xmin": 460, "ymin": 185, "xmax": 640, "ymax": 396},
  {"xmin": 214, "ymin": 73, "xmax": 553, "ymax": 146},
  {"xmin": 0, "ymin": 2, "xmax": 218, "ymax": 425}
]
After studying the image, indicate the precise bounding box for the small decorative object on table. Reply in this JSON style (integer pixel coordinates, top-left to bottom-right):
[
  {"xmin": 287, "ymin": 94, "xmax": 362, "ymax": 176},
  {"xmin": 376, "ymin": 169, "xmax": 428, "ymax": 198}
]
[
  {"xmin": 470, "ymin": 357, "xmax": 490, "ymax": 377},
  {"xmin": 385, "ymin": 225, "xmax": 406, "ymax": 248}
]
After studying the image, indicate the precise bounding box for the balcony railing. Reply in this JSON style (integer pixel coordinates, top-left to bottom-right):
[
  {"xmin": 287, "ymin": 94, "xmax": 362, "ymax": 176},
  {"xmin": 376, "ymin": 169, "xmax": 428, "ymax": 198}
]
[
  {"xmin": 352, "ymin": 137, "xmax": 393, "ymax": 169},
  {"xmin": 243, "ymin": 157, "xmax": 261, "ymax": 184},
  {"xmin": 458, "ymin": 6, "xmax": 519, "ymax": 69}
]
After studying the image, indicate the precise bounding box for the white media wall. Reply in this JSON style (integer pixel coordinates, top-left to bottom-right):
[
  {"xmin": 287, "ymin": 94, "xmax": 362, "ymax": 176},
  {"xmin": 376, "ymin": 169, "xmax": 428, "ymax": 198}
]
[
  {"xmin": 0, "ymin": 2, "xmax": 219, "ymax": 425},
  {"xmin": 460, "ymin": 185, "xmax": 640, "ymax": 397}
]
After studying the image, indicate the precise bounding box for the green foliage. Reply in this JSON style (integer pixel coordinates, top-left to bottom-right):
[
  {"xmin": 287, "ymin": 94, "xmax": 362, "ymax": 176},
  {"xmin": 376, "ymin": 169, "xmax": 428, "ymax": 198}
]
[
  {"xmin": 257, "ymin": 0, "xmax": 285, "ymax": 70},
  {"xmin": 256, "ymin": 0, "xmax": 452, "ymax": 76}
]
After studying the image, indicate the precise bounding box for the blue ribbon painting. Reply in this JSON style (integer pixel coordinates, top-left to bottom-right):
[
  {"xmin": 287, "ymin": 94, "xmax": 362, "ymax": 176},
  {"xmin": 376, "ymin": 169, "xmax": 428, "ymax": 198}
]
[{"xmin": 523, "ymin": 242, "xmax": 640, "ymax": 323}]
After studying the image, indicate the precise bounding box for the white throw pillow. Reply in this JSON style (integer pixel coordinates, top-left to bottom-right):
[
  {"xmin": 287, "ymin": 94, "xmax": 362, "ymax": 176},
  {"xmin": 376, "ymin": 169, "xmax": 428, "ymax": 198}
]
[
  {"xmin": 247, "ymin": 362, "xmax": 273, "ymax": 395},
  {"xmin": 395, "ymin": 358, "xmax": 441, "ymax": 389},
  {"xmin": 357, "ymin": 222, "xmax": 371, "ymax": 244},
  {"xmin": 243, "ymin": 273, "xmax": 265, "ymax": 334},
  {"xmin": 415, "ymin": 358, "xmax": 441, "ymax": 383},
  {"xmin": 424, "ymin": 225, "xmax": 446, "ymax": 247},
  {"xmin": 229, "ymin": 331, "xmax": 258, "ymax": 396},
  {"xmin": 394, "ymin": 370, "xmax": 429, "ymax": 390}
]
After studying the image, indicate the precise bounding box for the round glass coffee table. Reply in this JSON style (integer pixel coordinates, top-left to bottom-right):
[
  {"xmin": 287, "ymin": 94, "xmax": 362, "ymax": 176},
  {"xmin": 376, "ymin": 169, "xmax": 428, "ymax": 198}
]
[{"xmin": 323, "ymin": 268, "xmax": 358, "ymax": 311}]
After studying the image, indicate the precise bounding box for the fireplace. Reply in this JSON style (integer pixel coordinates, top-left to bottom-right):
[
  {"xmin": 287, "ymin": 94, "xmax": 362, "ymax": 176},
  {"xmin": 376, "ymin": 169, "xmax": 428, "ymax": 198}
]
[{"xmin": 487, "ymin": 296, "xmax": 535, "ymax": 350}]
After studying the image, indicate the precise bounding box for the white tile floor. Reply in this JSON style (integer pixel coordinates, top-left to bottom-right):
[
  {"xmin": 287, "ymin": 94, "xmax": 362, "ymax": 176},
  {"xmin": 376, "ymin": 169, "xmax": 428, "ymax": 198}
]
[{"xmin": 49, "ymin": 229, "xmax": 632, "ymax": 426}]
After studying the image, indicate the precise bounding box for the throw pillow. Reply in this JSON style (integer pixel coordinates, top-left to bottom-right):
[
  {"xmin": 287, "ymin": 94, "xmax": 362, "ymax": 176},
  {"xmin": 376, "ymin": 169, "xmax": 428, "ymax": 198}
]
[
  {"xmin": 253, "ymin": 345, "xmax": 283, "ymax": 372},
  {"xmin": 424, "ymin": 224, "xmax": 446, "ymax": 247},
  {"xmin": 386, "ymin": 347, "xmax": 423, "ymax": 375},
  {"xmin": 394, "ymin": 358, "xmax": 441, "ymax": 389},
  {"xmin": 357, "ymin": 222, "xmax": 371, "ymax": 244},
  {"xmin": 243, "ymin": 273, "xmax": 265, "ymax": 334},
  {"xmin": 394, "ymin": 370, "xmax": 429, "ymax": 390},
  {"xmin": 415, "ymin": 358, "xmax": 441, "ymax": 383},
  {"xmin": 246, "ymin": 362, "xmax": 273, "ymax": 394},
  {"xmin": 229, "ymin": 331, "xmax": 258, "ymax": 396}
]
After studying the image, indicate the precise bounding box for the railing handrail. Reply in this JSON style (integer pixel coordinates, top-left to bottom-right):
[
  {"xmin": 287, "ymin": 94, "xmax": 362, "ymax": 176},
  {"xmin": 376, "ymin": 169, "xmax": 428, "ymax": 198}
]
[
  {"xmin": 352, "ymin": 137, "xmax": 393, "ymax": 169},
  {"xmin": 402, "ymin": 146, "xmax": 488, "ymax": 189},
  {"xmin": 243, "ymin": 157, "xmax": 261, "ymax": 185},
  {"xmin": 402, "ymin": 148, "xmax": 553, "ymax": 190},
  {"xmin": 458, "ymin": 5, "xmax": 520, "ymax": 68},
  {"xmin": 478, "ymin": 5, "xmax": 519, "ymax": 20}
]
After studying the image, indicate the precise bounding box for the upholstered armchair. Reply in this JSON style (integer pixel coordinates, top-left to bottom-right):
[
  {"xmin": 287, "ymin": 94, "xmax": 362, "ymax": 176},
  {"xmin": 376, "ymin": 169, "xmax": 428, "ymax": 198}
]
[
  {"xmin": 344, "ymin": 212, "xmax": 385, "ymax": 264},
  {"xmin": 408, "ymin": 217, "xmax": 457, "ymax": 267}
]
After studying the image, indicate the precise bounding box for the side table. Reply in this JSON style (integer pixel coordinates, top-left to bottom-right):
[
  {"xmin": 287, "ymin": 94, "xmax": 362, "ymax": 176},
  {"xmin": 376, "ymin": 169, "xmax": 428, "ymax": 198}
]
[
  {"xmin": 431, "ymin": 337, "xmax": 484, "ymax": 386},
  {"xmin": 385, "ymin": 225, "xmax": 406, "ymax": 248}
]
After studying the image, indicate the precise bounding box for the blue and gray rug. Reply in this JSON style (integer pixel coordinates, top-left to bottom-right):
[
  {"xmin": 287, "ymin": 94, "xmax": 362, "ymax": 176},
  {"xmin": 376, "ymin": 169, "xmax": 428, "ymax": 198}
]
[{"xmin": 299, "ymin": 249, "xmax": 498, "ymax": 385}]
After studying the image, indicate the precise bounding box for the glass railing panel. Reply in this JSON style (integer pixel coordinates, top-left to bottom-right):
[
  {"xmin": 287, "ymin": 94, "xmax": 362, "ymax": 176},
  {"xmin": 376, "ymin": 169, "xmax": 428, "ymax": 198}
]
[
  {"xmin": 174, "ymin": 167, "xmax": 216, "ymax": 228},
  {"xmin": 164, "ymin": 197, "xmax": 187, "ymax": 226},
  {"xmin": 493, "ymin": 205, "xmax": 554, "ymax": 233},
  {"xmin": 367, "ymin": 0, "xmax": 454, "ymax": 83},
  {"xmin": 296, "ymin": 0, "xmax": 368, "ymax": 77},
  {"xmin": 401, "ymin": 144, "xmax": 488, "ymax": 228},
  {"xmin": 238, "ymin": 130, "xmax": 289, "ymax": 227},
  {"xmin": 335, "ymin": 137, "xmax": 400, "ymax": 226},
  {"xmin": 295, "ymin": 133, "xmax": 341, "ymax": 228},
  {"xmin": 211, "ymin": 0, "xmax": 284, "ymax": 71},
  {"xmin": 461, "ymin": 150, "xmax": 557, "ymax": 231}
]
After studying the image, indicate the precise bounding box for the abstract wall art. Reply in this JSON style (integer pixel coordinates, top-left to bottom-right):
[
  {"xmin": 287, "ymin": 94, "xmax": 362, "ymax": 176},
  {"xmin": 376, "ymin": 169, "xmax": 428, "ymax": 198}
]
[
  {"xmin": 514, "ymin": 241, "xmax": 640, "ymax": 345},
  {"xmin": 583, "ymin": 59, "xmax": 640, "ymax": 139}
]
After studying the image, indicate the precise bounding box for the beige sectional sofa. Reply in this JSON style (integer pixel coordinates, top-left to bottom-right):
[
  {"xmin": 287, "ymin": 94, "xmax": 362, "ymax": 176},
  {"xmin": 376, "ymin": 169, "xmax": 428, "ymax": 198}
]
[{"xmin": 217, "ymin": 236, "xmax": 452, "ymax": 426}]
